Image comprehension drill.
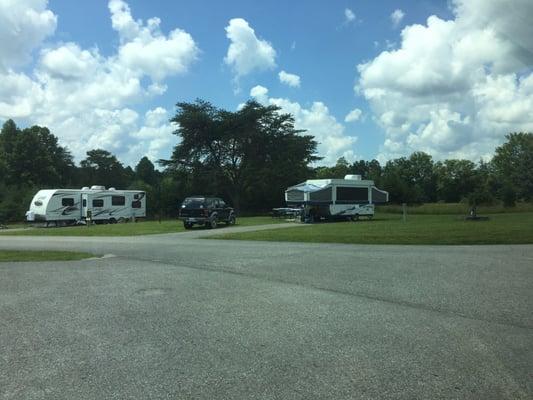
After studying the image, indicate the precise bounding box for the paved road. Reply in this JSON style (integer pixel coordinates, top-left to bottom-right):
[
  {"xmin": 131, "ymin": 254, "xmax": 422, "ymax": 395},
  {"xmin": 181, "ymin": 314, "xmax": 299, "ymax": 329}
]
[{"xmin": 1, "ymin": 227, "xmax": 532, "ymax": 399}]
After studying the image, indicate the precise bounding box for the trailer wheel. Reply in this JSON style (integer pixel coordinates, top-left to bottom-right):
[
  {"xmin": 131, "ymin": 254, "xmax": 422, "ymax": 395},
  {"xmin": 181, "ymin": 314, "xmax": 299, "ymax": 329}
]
[
  {"xmin": 109, "ymin": 218, "xmax": 117, "ymax": 224},
  {"xmin": 351, "ymin": 214, "xmax": 359, "ymax": 222}
]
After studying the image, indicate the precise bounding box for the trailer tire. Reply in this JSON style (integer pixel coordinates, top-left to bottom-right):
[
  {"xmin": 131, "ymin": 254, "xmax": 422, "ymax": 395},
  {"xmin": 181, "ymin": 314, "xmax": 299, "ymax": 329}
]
[
  {"xmin": 109, "ymin": 218, "xmax": 117, "ymax": 224},
  {"xmin": 351, "ymin": 214, "xmax": 359, "ymax": 222}
]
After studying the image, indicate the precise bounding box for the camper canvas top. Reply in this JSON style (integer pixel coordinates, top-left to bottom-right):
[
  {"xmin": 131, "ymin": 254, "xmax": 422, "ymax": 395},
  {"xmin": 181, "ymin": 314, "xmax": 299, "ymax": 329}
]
[{"xmin": 287, "ymin": 177, "xmax": 375, "ymax": 193}]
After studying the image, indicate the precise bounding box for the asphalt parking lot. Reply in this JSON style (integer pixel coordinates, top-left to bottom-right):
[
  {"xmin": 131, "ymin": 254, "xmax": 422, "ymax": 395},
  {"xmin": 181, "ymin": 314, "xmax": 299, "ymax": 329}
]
[{"xmin": 1, "ymin": 228, "xmax": 532, "ymax": 399}]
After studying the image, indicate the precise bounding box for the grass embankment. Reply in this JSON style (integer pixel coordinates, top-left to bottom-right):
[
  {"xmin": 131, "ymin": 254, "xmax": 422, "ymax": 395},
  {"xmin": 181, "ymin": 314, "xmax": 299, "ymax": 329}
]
[
  {"xmin": 211, "ymin": 212, "xmax": 533, "ymax": 245},
  {"xmin": 0, "ymin": 216, "xmax": 283, "ymax": 237},
  {"xmin": 0, "ymin": 250, "xmax": 94, "ymax": 262},
  {"xmin": 377, "ymin": 202, "xmax": 533, "ymax": 215}
]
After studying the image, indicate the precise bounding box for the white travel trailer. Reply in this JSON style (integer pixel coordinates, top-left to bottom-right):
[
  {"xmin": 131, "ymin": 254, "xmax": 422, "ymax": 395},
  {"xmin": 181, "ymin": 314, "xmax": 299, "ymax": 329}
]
[
  {"xmin": 285, "ymin": 175, "xmax": 388, "ymax": 221},
  {"xmin": 27, "ymin": 186, "xmax": 146, "ymax": 225}
]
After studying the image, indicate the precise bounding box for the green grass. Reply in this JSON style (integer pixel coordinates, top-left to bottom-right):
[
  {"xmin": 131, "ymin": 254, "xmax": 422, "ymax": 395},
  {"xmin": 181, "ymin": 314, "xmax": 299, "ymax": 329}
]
[
  {"xmin": 377, "ymin": 202, "xmax": 533, "ymax": 215},
  {"xmin": 0, "ymin": 250, "xmax": 94, "ymax": 262},
  {"xmin": 0, "ymin": 216, "xmax": 283, "ymax": 237},
  {"xmin": 211, "ymin": 212, "xmax": 533, "ymax": 245},
  {"xmin": 0, "ymin": 223, "xmax": 27, "ymax": 230}
]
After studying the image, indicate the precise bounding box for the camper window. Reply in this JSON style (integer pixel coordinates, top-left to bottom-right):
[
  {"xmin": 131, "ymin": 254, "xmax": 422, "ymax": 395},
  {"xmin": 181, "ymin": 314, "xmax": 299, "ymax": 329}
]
[
  {"xmin": 62, "ymin": 198, "xmax": 74, "ymax": 207},
  {"xmin": 336, "ymin": 187, "xmax": 368, "ymax": 203},
  {"xmin": 93, "ymin": 199, "xmax": 104, "ymax": 207},
  {"xmin": 132, "ymin": 200, "xmax": 141, "ymax": 208},
  {"xmin": 82, "ymin": 199, "xmax": 87, "ymax": 207},
  {"xmin": 112, "ymin": 196, "xmax": 125, "ymax": 206}
]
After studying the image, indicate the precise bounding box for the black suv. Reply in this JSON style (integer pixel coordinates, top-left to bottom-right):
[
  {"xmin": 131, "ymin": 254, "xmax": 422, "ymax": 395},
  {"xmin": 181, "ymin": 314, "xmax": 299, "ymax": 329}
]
[{"xmin": 179, "ymin": 196, "xmax": 236, "ymax": 229}]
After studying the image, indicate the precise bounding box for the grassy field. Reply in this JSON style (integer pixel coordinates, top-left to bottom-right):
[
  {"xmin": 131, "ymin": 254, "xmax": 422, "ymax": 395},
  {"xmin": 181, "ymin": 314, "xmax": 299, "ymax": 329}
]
[
  {"xmin": 0, "ymin": 250, "xmax": 94, "ymax": 262},
  {"xmin": 0, "ymin": 216, "xmax": 284, "ymax": 237},
  {"xmin": 211, "ymin": 212, "xmax": 533, "ymax": 245},
  {"xmin": 377, "ymin": 202, "xmax": 533, "ymax": 215}
]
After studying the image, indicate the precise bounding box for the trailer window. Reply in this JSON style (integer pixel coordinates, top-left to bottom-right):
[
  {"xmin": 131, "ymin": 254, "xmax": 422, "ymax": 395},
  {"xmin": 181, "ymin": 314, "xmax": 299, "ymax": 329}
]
[
  {"xmin": 132, "ymin": 200, "xmax": 141, "ymax": 208},
  {"xmin": 62, "ymin": 198, "xmax": 74, "ymax": 207},
  {"xmin": 371, "ymin": 187, "xmax": 388, "ymax": 203},
  {"xmin": 286, "ymin": 189, "xmax": 304, "ymax": 202},
  {"xmin": 336, "ymin": 187, "xmax": 368, "ymax": 203},
  {"xmin": 93, "ymin": 199, "xmax": 104, "ymax": 207},
  {"xmin": 309, "ymin": 187, "xmax": 332, "ymax": 203},
  {"xmin": 112, "ymin": 196, "xmax": 125, "ymax": 206},
  {"xmin": 82, "ymin": 199, "xmax": 86, "ymax": 207}
]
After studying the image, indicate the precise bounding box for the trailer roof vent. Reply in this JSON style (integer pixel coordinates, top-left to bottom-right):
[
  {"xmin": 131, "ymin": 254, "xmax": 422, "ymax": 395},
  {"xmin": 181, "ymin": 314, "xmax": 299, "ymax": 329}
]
[
  {"xmin": 344, "ymin": 174, "xmax": 362, "ymax": 180},
  {"xmin": 108, "ymin": 187, "xmax": 116, "ymax": 191},
  {"xmin": 81, "ymin": 186, "xmax": 90, "ymax": 191},
  {"xmin": 90, "ymin": 185, "xmax": 106, "ymax": 190}
]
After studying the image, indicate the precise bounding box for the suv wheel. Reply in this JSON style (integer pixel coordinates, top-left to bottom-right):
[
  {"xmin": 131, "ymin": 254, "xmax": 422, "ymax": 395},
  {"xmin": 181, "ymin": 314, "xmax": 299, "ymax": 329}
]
[
  {"xmin": 184, "ymin": 222, "xmax": 192, "ymax": 229},
  {"xmin": 209, "ymin": 217, "xmax": 218, "ymax": 229},
  {"xmin": 227, "ymin": 215, "xmax": 236, "ymax": 225}
]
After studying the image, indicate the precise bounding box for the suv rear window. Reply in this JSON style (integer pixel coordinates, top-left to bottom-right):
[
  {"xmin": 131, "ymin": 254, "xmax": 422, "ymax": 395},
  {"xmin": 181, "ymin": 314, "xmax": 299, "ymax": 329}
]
[{"xmin": 182, "ymin": 198, "xmax": 206, "ymax": 208}]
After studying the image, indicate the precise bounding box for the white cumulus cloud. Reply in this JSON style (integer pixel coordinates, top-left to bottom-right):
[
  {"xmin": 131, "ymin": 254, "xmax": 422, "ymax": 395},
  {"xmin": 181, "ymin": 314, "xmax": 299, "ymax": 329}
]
[
  {"xmin": 357, "ymin": 0, "xmax": 533, "ymax": 161},
  {"xmin": 0, "ymin": 0, "xmax": 57, "ymax": 70},
  {"xmin": 250, "ymin": 86, "xmax": 357, "ymax": 164},
  {"xmin": 345, "ymin": 108, "xmax": 362, "ymax": 122},
  {"xmin": 344, "ymin": 8, "xmax": 356, "ymax": 23},
  {"xmin": 0, "ymin": 0, "xmax": 198, "ymax": 165},
  {"xmin": 390, "ymin": 9, "xmax": 405, "ymax": 28},
  {"xmin": 224, "ymin": 18, "xmax": 276, "ymax": 78},
  {"xmin": 278, "ymin": 70, "xmax": 301, "ymax": 88},
  {"xmin": 110, "ymin": 0, "xmax": 198, "ymax": 82}
]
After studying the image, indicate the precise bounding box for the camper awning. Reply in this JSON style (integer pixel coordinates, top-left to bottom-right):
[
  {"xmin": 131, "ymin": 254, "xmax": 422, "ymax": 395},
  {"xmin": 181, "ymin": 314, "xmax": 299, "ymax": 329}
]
[{"xmin": 290, "ymin": 183, "xmax": 327, "ymax": 193}]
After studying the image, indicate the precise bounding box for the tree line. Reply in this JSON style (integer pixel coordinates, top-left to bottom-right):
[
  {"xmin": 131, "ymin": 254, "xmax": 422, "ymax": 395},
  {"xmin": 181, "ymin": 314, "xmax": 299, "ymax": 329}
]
[{"xmin": 0, "ymin": 99, "xmax": 531, "ymax": 221}]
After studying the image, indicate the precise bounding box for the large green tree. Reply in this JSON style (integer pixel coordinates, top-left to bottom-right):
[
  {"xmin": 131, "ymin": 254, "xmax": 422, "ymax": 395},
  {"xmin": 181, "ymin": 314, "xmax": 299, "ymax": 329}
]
[
  {"xmin": 135, "ymin": 156, "xmax": 158, "ymax": 186},
  {"xmin": 434, "ymin": 159, "xmax": 480, "ymax": 202},
  {"xmin": 80, "ymin": 149, "xmax": 130, "ymax": 188},
  {"xmin": 0, "ymin": 120, "xmax": 74, "ymax": 186},
  {"xmin": 492, "ymin": 133, "xmax": 533, "ymax": 201},
  {"xmin": 379, "ymin": 152, "xmax": 437, "ymax": 203},
  {"xmin": 162, "ymin": 99, "xmax": 319, "ymax": 210}
]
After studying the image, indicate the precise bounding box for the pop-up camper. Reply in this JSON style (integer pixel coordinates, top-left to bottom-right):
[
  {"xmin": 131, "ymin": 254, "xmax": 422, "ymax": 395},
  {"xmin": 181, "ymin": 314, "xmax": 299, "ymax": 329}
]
[
  {"xmin": 27, "ymin": 186, "xmax": 146, "ymax": 225},
  {"xmin": 285, "ymin": 175, "xmax": 388, "ymax": 221}
]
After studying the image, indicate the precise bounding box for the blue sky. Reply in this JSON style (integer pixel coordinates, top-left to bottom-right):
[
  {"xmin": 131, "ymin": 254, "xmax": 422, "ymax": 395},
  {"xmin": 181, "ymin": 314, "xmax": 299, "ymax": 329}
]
[{"xmin": 0, "ymin": 0, "xmax": 531, "ymax": 166}]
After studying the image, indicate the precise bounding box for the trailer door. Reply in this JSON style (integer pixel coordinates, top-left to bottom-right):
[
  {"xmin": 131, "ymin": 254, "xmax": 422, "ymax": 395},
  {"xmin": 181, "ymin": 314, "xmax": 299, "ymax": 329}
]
[{"xmin": 81, "ymin": 193, "xmax": 89, "ymax": 218}]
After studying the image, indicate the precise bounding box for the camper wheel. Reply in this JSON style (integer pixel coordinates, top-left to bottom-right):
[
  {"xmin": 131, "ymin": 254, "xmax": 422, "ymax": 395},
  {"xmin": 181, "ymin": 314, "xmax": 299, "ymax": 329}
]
[
  {"xmin": 351, "ymin": 214, "xmax": 359, "ymax": 222},
  {"xmin": 109, "ymin": 218, "xmax": 117, "ymax": 224}
]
